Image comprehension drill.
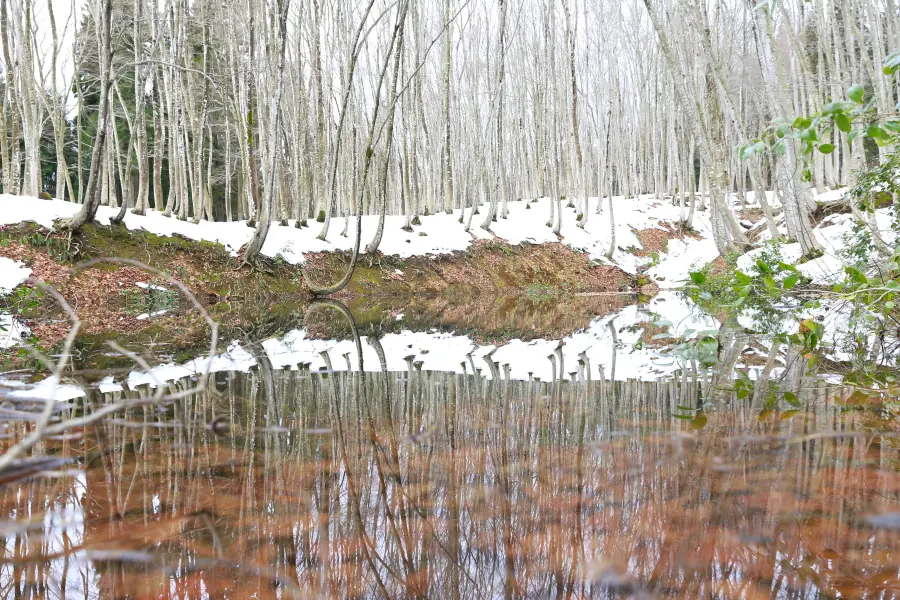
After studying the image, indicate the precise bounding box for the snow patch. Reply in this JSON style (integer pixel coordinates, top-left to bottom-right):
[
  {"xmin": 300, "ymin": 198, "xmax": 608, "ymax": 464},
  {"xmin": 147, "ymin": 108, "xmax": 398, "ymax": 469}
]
[
  {"xmin": 0, "ymin": 257, "xmax": 31, "ymax": 293},
  {"xmin": 135, "ymin": 282, "xmax": 168, "ymax": 292},
  {"xmin": 0, "ymin": 193, "xmax": 717, "ymax": 280}
]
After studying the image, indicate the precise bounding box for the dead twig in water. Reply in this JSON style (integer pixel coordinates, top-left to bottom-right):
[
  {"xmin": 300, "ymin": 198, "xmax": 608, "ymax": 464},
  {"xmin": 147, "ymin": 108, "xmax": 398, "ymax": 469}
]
[{"xmin": 0, "ymin": 258, "xmax": 219, "ymax": 476}]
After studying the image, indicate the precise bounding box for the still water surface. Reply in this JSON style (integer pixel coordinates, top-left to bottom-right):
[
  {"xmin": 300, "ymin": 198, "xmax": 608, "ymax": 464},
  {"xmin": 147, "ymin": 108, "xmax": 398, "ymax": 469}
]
[{"xmin": 1, "ymin": 296, "xmax": 899, "ymax": 599}]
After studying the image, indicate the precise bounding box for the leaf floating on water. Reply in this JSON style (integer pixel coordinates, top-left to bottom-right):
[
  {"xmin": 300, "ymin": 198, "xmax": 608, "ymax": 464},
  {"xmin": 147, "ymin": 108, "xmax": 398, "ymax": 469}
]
[{"xmin": 691, "ymin": 412, "xmax": 708, "ymax": 430}]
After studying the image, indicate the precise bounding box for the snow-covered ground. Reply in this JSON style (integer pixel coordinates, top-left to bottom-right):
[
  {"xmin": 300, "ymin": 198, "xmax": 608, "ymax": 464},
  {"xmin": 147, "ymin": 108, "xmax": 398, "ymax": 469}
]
[
  {"xmin": 2, "ymin": 187, "xmax": 895, "ymax": 399},
  {"xmin": 738, "ymin": 207, "xmax": 897, "ymax": 285},
  {"xmin": 4, "ymin": 189, "xmax": 890, "ymax": 290},
  {"xmin": 0, "ymin": 256, "xmax": 31, "ymax": 293},
  {"xmin": 0, "ymin": 192, "xmax": 718, "ymax": 284}
]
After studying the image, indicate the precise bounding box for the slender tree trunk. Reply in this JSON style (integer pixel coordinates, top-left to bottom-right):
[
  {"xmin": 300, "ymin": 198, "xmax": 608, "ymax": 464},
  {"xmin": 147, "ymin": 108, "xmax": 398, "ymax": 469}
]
[
  {"xmin": 63, "ymin": 0, "xmax": 114, "ymax": 232},
  {"xmin": 242, "ymin": 0, "xmax": 291, "ymax": 263}
]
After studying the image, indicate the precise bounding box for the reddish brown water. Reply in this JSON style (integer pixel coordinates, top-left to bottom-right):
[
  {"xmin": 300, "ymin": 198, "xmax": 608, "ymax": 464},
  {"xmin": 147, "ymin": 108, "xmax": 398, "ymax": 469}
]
[{"xmin": 1, "ymin": 368, "xmax": 899, "ymax": 599}]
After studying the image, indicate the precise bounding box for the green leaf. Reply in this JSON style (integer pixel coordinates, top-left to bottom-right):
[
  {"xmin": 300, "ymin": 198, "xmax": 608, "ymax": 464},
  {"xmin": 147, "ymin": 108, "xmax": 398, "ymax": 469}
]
[
  {"xmin": 764, "ymin": 275, "xmax": 776, "ymax": 295},
  {"xmin": 848, "ymin": 84, "xmax": 865, "ymax": 103},
  {"xmin": 773, "ymin": 140, "xmax": 786, "ymax": 156},
  {"xmin": 867, "ymin": 125, "xmax": 890, "ymax": 142},
  {"xmin": 884, "ymin": 50, "xmax": 900, "ymax": 74},
  {"xmin": 674, "ymin": 414, "xmax": 694, "ymax": 421},
  {"xmin": 846, "ymin": 266, "xmax": 867, "ymax": 284},
  {"xmin": 735, "ymin": 271, "xmax": 751, "ymax": 286},
  {"xmin": 822, "ymin": 100, "xmax": 855, "ymax": 115},
  {"xmin": 784, "ymin": 391, "xmax": 801, "ymax": 407},
  {"xmin": 697, "ymin": 336, "xmax": 720, "ymax": 366},
  {"xmin": 776, "ymin": 124, "xmax": 790, "ymax": 138},
  {"xmin": 690, "ymin": 271, "xmax": 707, "ymax": 285},
  {"xmin": 783, "ymin": 272, "xmax": 801, "ymax": 290},
  {"xmin": 818, "ymin": 143, "xmax": 835, "ymax": 154},
  {"xmin": 676, "ymin": 404, "xmax": 698, "ymax": 412},
  {"xmin": 800, "ymin": 128, "xmax": 818, "ymax": 142},
  {"xmin": 834, "ymin": 112, "xmax": 852, "ymax": 133},
  {"xmin": 884, "ymin": 119, "xmax": 900, "ymax": 133},
  {"xmin": 793, "ymin": 116, "xmax": 812, "ymax": 130},
  {"xmin": 777, "ymin": 261, "xmax": 798, "ymax": 273}
]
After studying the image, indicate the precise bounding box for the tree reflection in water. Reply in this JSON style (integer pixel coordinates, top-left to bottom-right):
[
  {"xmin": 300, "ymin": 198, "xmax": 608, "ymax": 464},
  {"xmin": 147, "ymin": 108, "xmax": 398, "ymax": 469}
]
[{"xmin": 1, "ymin": 311, "xmax": 899, "ymax": 599}]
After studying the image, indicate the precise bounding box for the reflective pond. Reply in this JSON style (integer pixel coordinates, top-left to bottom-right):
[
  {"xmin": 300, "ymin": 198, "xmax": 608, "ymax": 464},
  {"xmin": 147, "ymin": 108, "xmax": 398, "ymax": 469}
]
[{"xmin": 1, "ymin": 294, "xmax": 899, "ymax": 599}]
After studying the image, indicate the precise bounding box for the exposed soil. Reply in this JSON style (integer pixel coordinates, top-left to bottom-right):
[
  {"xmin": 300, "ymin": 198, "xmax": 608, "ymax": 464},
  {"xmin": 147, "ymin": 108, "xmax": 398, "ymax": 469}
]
[
  {"xmin": 631, "ymin": 227, "xmax": 673, "ymax": 258},
  {"xmin": 737, "ymin": 207, "xmax": 765, "ymax": 222},
  {"xmin": 630, "ymin": 224, "xmax": 702, "ymax": 259},
  {"xmin": 304, "ymin": 239, "xmax": 638, "ymax": 297},
  {"xmin": 704, "ymin": 255, "xmax": 730, "ymax": 278}
]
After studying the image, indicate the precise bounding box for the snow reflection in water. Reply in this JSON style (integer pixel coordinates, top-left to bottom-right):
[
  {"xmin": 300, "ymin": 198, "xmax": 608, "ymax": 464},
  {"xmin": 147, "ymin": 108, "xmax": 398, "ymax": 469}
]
[{"xmin": 0, "ymin": 295, "xmax": 899, "ymax": 599}]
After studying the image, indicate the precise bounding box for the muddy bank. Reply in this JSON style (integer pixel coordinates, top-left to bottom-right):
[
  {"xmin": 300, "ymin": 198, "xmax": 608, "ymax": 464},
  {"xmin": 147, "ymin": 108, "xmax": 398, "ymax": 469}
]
[
  {"xmin": 304, "ymin": 239, "xmax": 643, "ymax": 296},
  {"xmin": 0, "ymin": 222, "xmax": 648, "ymax": 353}
]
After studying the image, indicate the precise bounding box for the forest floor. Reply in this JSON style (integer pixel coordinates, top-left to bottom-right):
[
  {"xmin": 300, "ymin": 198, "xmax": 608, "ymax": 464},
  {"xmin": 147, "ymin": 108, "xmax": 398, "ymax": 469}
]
[
  {"xmin": 3, "ymin": 188, "xmax": 886, "ymax": 367},
  {"xmin": 0, "ymin": 193, "xmax": 722, "ymax": 284},
  {"xmin": 0, "ymin": 219, "xmax": 649, "ymax": 363}
]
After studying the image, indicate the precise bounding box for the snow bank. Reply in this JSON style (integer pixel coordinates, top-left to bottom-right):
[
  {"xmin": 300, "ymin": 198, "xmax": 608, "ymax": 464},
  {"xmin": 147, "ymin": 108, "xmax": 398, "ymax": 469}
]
[
  {"xmin": 4, "ymin": 190, "xmax": 891, "ymax": 291},
  {"xmin": 737, "ymin": 208, "xmax": 896, "ymax": 285},
  {"xmin": 0, "ymin": 256, "xmax": 31, "ymax": 293},
  {"xmin": 0, "ymin": 193, "xmax": 717, "ymax": 282}
]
